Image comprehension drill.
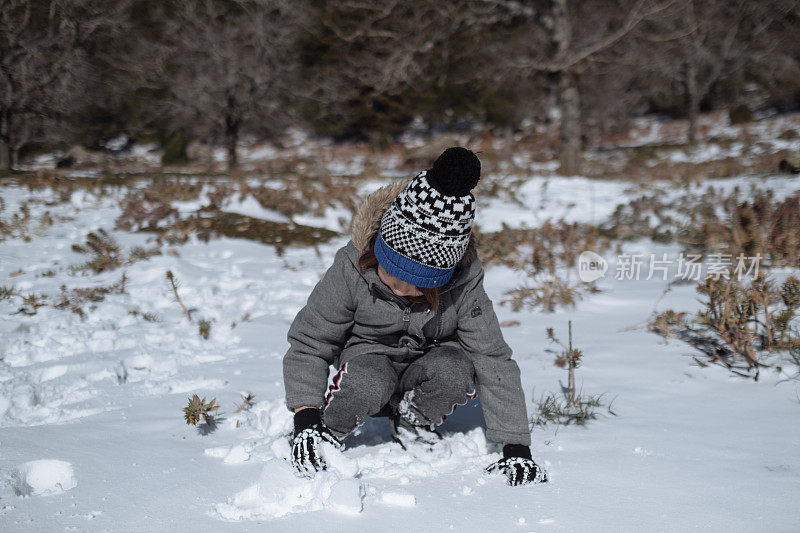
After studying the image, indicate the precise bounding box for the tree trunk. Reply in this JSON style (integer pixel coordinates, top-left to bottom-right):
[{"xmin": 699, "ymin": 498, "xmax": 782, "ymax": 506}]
[
  {"xmin": 684, "ymin": 1, "xmax": 700, "ymax": 145},
  {"xmin": 501, "ymin": 125, "xmax": 514, "ymax": 159},
  {"xmin": 225, "ymin": 116, "xmax": 239, "ymax": 171},
  {"xmin": 685, "ymin": 60, "xmax": 699, "ymax": 144},
  {"xmin": 552, "ymin": 0, "xmax": 580, "ymax": 175},
  {"xmin": 0, "ymin": 144, "xmax": 9, "ymax": 171},
  {"xmin": 559, "ymin": 71, "xmax": 581, "ymax": 175},
  {"xmin": 0, "ymin": 110, "xmax": 11, "ymax": 170},
  {"xmin": 544, "ymin": 83, "xmax": 559, "ymax": 154}
]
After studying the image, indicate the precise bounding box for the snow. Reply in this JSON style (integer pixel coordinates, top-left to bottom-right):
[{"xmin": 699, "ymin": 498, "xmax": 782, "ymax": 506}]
[
  {"xmin": 478, "ymin": 175, "xmax": 630, "ymax": 230},
  {"xmin": 102, "ymin": 134, "xmax": 130, "ymax": 152},
  {"xmin": 215, "ymin": 459, "xmax": 363, "ymax": 519},
  {"xmin": 221, "ymin": 195, "xmax": 290, "ymax": 224},
  {"xmin": 1, "ymin": 145, "xmax": 800, "ymax": 530},
  {"xmin": 10, "ymin": 460, "xmax": 77, "ymax": 497},
  {"xmin": 379, "ymin": 491, "xmax": 416, "ymax": 507}
]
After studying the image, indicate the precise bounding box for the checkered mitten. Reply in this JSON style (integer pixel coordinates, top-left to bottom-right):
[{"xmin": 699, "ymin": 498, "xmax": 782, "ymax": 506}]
[
  {"xmin": 485, "ymin": 444, "xmax": 548, "ymax": 486},
  {"xmin": 290, "ymin": 408, "xmax": 343, "ymax": 477}
]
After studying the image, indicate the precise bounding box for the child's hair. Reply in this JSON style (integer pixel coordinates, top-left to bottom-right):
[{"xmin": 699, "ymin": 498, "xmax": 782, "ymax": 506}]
[{"xmin": 358, "ymin": 231, "xmax": 440, "ymax": 315}]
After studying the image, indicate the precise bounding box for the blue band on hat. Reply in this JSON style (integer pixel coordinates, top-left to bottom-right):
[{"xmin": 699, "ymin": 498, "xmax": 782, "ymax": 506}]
[{"xmin": 374, "ymin": 231, "xmax": 454, "ymax": 288}]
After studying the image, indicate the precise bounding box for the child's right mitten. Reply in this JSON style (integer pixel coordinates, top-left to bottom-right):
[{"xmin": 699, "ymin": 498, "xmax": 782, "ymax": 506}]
[{"xmin": 290, "ymin": 408, "xmax": 343, "ymax": 477}]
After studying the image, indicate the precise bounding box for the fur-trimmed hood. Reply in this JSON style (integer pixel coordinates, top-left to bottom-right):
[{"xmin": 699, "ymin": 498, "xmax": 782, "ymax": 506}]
[{"xmin": 349, "ymin": 176, "xmax": 478, "ymax": 271}]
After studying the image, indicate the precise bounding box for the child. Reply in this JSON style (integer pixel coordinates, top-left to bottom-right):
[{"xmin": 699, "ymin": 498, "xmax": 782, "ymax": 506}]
[{"xmin": 283, "ymin": 147, "xmax": 547, "ymax": 486}]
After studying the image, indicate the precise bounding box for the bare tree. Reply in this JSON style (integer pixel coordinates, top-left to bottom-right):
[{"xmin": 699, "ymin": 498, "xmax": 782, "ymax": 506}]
[
  {"xmin": 158, "ymin": 0, "xmax": 300, "ymax": 170},
  {"xmin": 657, "ymin": 0, "xmax": 799, "ymax": 144},
  {"xmin": 0, "ymin": 0, "xmax": 126, "ymax": 169},
  {"xmin": 296, "ymin": 0, "xmax": 492, "ymax": 140},
  {"xmin": 469, "ymin": 0, "xmax": 679, "ymax": 174}
]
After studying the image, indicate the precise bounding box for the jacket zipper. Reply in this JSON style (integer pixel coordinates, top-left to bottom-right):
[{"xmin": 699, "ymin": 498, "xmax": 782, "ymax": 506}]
[
  {"xmin": 433, "ymin": 311, "xmax": 442, "ymax": 346},
  {"xmin": 371, "ymin": 283, "xmax": 411, "ymax": 316}
]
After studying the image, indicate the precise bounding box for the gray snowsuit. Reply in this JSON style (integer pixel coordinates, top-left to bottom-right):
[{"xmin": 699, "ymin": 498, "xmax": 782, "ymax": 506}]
[{"xmin": 282, "ymin": 178, "xmax": 531, "ymax": 445}]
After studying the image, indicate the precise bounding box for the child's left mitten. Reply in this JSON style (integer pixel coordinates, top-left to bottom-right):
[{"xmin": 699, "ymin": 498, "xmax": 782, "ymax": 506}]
[{"xmin": 485, "ymin": 444, "xmax": 548, "ymax": 486}]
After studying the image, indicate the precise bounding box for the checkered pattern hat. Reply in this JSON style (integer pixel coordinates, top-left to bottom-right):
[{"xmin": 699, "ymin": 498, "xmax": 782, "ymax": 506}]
[{"xmin": 374, "ymin": 147, "xmax": 480, "ymax": 288}]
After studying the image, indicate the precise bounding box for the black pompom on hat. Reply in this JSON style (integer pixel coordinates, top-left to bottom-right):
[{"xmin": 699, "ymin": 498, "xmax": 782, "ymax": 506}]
[
  {"xmin": 426, "ymin": 146, "xmax": 481, "ymax": 196},
  {"xmin": 427, "ymin": 146, "xmax": 481, "ymax": 196}
]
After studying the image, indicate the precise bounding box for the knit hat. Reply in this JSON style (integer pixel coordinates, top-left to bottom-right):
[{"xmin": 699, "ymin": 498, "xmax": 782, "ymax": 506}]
[{"xmin": 374, "ymin": 147, "xmax": 481, "ymax": 288}]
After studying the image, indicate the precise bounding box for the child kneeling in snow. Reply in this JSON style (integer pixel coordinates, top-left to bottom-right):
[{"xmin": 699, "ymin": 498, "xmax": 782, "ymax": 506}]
[{"xmin": 282, "ymin": 147, "xmax": 547, "ymax": 485}]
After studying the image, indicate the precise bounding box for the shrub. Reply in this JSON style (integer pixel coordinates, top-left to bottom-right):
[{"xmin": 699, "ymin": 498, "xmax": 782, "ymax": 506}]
[
  {"xmin": 504, "ymin": 278, "xmax": 584, "ymax": 313},
  {"xmin": 198, "ymin": 319, "xmax": 211, "ymax": 340},
  {"xmin": 0, "ymin": 202, "xmax": 54, "ymax": 242},
  {"xmin": 602, "ymin": 188, "xmax": 800, "ymax": 269},
  {"xmin": 71, "ymin": 229, "xmax": 122, "ymax": 273},
  {"xmin": 531, "ymin": 322, "xmax": 615, "ymax": 427},
  {"xmin": 183, "ymin": 395, "xmax": 219, "ymax": 426},
  {"xmin": 480, "ymin": 222, "xmax": 608, "ymax": 312},
  {"xmin": 649, "ymin": 274, "xmax": 800, "ymax": 379},
  {"xmin": 233, "ymin": 393, "xmax": 256, "ymax": 413},
  {"xmin": 115, "ymin": 191, "xmax": 179, "ymax": 231},
  {"xmin": 0, "ymin": 288, "xmax": 47, "ymax": 315},
  {"xmin": 166, "ymin": 270, "xmax": 191, "ymax": 321},
  {"xmin": 531, "ymin": 390, "xmax": 615, "ymax": 427},
  {"xmin": 52, "ymin": 274, "xmax": 127, "ymax": 317}
]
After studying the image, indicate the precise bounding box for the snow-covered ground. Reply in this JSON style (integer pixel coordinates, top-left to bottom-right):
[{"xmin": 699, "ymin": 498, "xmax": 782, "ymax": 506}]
[{"xmin": 1, "ymin": 166, "xmax": 799, "ymax": 532}]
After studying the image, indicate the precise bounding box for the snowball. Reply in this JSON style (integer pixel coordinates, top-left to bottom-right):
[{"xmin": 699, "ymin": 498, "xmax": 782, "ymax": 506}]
[
  {"xmin": 327, "ymin": 479, "xmax": 363, "ymax": 515},
  {"xmin": 320, "ymin": 441, "xmax": 358, "ymax": 478},
  {"xmin": 216, "ymin": 459, "xmax": 363, "ymax": 519},
  {"xmin": 11, "ymin": 460, "xmax": 77, "ymax": 496},
  {"xmin": 255, "ymin": 460, "xmax": 301, "ymax": 507}
]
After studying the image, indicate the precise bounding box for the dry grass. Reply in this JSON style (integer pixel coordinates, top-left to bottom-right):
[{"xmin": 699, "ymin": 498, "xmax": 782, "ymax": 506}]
[
  {"xmin": 109, "ymin": 175, "xmax": 352, "ymax": 250},
  {"xmin": 233, "ymin": 393, "xmax": 256, "ymax": 413},
  {"xmin": 240, "ymin": 175, "xmax": 359, "ymax": 222},
  {"xmin": 52, "ymin": 274, "xmax": 128, "ymax": 318},
  {"xmin": 71, "ymin": 229, "xmax": 123, "ymax": 273},
  {"xmin": 1, "ymin": 274, "xmax": 127, "ymax": 317},
  {"xmin": 586, "ymin": 149, "xmax": 794, "ymax": 182},
  {"xmin": 476, "ymin": 222, "xmax": 608, "ymax": 312},
  {"xmin": 0, "ymin": 288, "xmax": 48, "ymax": 315},
  {"xmin": 503, "ymin": 278, "xmax": 586, "ymax": 313},
  {"xmin": 602, "ymin": 187, "xmax": 800, "ymax": 268},
  {"xmin": 478, "ymin": 221, "xmax": 611, "ymax": 273},
  {"xmin": 143, "ymin": 209, "xmax": 339, "ymax": 252},
  {"xmin": 0, "ymin": 201, "xmax": 55, "ymax": 242},
  {"xmin": 198, "ymin": 319, "xmax": 212, "ymax": 340},
  {"xmin": 530, "ymin": 390, "xmax": 616, "ymax": 427},
  {"xmin": 70, "ymin": 229, "xmax": 162, "ymax": 273},
  {"xmin": 116, "ymin": 191, "xmax": 180, "ymax": 231}
]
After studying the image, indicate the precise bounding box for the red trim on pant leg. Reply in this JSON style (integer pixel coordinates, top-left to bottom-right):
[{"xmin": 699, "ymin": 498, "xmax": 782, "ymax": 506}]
[
  {"xmin": 439, "ymin": 387, "xmax": 477, "ymax": 424},
  {"xmin": 324, "ymin": 362, "xmax": 349, "ymax": 409}
]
